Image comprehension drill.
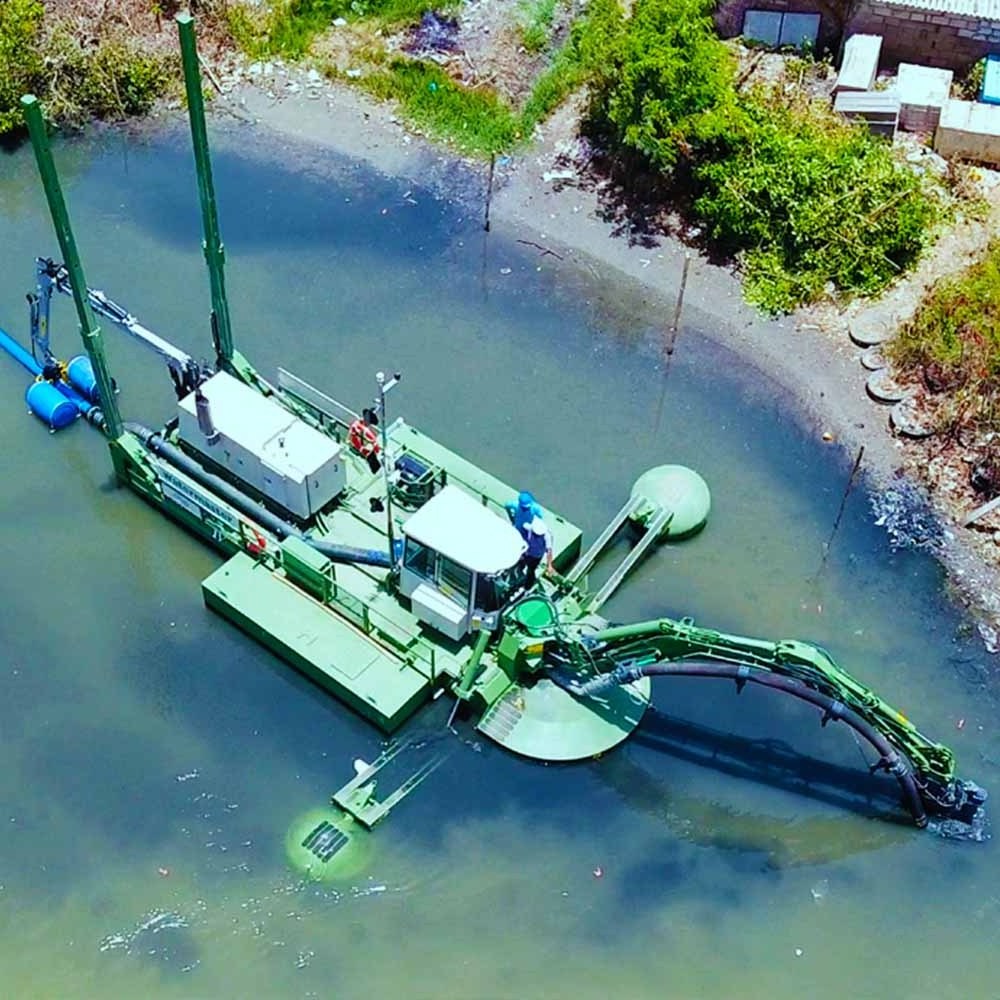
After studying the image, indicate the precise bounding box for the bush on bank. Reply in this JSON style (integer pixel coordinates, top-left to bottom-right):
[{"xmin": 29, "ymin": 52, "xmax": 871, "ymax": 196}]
[
  {"xmin": 587, "ymin": 0, "xmax": 939, "ymax": 312},
  {"xmin": 0, "ymin": 0, "xmax": 45, "ymax": 134},
  {"xmin": 889, "ymin": 244, "xmax": 1000, "ymax": 441},
  {"xmin": 0, "ymin": 0, "xmax": 173, "ymax": 136}
]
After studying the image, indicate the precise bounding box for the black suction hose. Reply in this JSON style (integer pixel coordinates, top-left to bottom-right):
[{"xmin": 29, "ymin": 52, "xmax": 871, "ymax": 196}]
[
  {"xmin": 125, "ymin": 422, "xmax": 392, "ymax": 569},
  {"xmin": 548, "ymin": 659, "xmax": 928, "ymax": 827}
]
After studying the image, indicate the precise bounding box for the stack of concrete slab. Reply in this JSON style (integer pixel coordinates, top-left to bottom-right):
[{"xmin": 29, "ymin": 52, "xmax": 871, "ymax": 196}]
[
  {"xmin": 897, "ymin": 63, "xmax": 954, "ymax": 133},
  {"xmin": 834, "ymin": 34, "xmax": 883, "ymax": 93},
  {"xmin": 934, "ymin": 99, "xmax": 1000, "ymax": 165}
]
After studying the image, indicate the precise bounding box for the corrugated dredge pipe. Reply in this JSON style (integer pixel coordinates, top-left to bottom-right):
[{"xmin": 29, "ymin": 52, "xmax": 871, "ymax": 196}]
[
  {"xmin": 125, "ymin": 422, "xmax": 392, "ymax": 569},
  {"xmin": 547, "ymin": 659, "xmax": 928, "ymax": 828}
]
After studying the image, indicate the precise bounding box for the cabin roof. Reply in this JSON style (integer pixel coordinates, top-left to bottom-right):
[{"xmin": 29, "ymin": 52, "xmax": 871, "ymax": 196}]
[{"xmin": 402, "ymin": 485, "xmax": 525, "ymax": 574}]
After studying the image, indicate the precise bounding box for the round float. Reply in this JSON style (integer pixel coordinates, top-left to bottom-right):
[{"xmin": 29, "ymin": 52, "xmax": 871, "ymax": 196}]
[
  {"xmin": 629, "ymin": 465, "xmax": 711, "ymax": 539},
  {"xmin": 25, "ymin": 380, "xmax": 77, "ymax": 430},
  {"xmin": 285, "ymin": 807, "xmax": 372, "ymax": 881}
]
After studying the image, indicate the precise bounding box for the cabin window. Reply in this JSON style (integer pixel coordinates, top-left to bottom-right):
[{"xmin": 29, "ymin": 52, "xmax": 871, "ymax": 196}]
[
  {"xmin": 474, "ymin": 573, "xmax": 507, "ymax": 613},
  {"xmin": 438, "ymin": 556, "xmax": 472, "ymax": 604},
  {"xmin": 404, "ymin": 539, "xmax": 433, "ymax": 580}
]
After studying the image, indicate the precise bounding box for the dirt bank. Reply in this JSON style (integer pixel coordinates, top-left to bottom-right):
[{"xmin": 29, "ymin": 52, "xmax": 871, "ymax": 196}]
[{"xmin": 182, "ymin": 62, "xmax": 1000, "ymax": 649}]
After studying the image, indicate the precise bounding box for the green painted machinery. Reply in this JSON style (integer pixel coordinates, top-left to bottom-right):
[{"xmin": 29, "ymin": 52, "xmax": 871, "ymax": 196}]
[{"xmin": 12, "ymin": 14, "xmax": 986, "ymax": 881}]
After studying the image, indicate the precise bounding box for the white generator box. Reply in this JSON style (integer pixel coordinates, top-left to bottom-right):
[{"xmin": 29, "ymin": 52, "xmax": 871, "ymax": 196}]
[{"xmin": 178, "ymin": 372, "xmax": 346, "ymax": 520}]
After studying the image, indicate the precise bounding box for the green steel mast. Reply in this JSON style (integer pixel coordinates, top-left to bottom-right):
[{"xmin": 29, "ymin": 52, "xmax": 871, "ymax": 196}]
[
  {"xmin": 176, "ymin": 12, "xmax": 236, "ymax": 375},
  {"xmin": 21, "ymin": 95, "xmax": 124, "ymax": 441}
]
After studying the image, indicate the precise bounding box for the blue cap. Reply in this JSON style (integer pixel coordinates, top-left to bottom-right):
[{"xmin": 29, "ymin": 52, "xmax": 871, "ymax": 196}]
[{"xmin": 518, "ymin": 491, "xmax": 535, "ymax": 508}]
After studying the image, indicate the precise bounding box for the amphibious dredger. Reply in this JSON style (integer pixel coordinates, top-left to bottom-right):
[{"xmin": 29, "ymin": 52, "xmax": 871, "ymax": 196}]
[{"xmin": 2, "ymin": 15, "xmax": 985, "ymax": 875}]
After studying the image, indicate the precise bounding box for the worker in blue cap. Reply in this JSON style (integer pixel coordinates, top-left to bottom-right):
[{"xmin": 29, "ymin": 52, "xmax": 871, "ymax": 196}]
[{"xmin": 505, "ymin": 490, "xmax": 542, "ymax": 540}]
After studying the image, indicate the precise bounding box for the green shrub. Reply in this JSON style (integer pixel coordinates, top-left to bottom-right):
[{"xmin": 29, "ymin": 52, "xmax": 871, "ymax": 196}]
[
  {"xmin": 0, "ymin": 0, "xmax": 44, "ymax": 134},
  {"xmin": 689, "ymin": 93, "xmax": 937, "ymax": 311},
  {"xmin": 596, "ymin": 0, "xmax": 736, "ymax": 173},
  {"xmin": 41, "ymin": 28, "xmax": 172, "ymax": 126},
  {"xmin": 587, "ymin": 0, "xmax": 938, "ymax": 310}
]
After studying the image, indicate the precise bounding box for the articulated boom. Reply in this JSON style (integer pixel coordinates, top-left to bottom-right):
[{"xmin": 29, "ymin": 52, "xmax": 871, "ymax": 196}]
[
  {"xmin": 582, "ymin": 618, "xmax": 955, "ymax": 786},
  {"xmin": 539, "ymin": 615, "xmax": 985, "ymax": 828}
]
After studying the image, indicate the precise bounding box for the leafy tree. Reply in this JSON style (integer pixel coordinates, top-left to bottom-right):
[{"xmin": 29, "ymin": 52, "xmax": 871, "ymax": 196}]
[{"xmin": 596, "ymin": 0, "xmax": 735, "ymax": 172}]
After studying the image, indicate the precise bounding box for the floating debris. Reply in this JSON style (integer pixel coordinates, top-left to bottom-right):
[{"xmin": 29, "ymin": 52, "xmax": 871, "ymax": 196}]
[{"xmin": 871, "ymin": 479, "xmax": 944, "ymax": 551}]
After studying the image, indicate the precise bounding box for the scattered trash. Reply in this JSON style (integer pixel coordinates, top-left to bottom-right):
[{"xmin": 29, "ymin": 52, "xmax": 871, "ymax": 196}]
[
  {"xmin": 809, "ymin": 879, "xmax": 828, "ymax": 903},
  {"xmin": 821, "ymin": 431, "xmax": 834, "ymax": 442},
  {"xmin": 794, "ymin": 947, "xmax": 804, "ymax": 957},
  {"xmin": 406, "ymin": 11, "xmax": 460, "ymax": 54},
  {"xmin": 499, "ymin": 267, "xmax": 512, "ymax": 275},
  {"xmin": 978, "ymin": 623, "xmax": 999, "ymax": 654},
  {"xmin": 158, "ymin": 867, "xmax": 171, "ymax": 878},
  {"xmin": 592, "ymin": 866, "xmax": 604, "ymax": 878},
  {"xmin": 542, "ymin": 169, "xmax": 575, "ymax": 184},
  {"xmin": 332, "ymin": 17, "xmax": 347, "ymax": 26},
  {"xmin": 957, "ymin": 718, "xmax": 966, "ymax": 730}
]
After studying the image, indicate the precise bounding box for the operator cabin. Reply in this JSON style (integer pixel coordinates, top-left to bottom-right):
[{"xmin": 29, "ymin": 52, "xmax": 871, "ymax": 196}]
[{"xmin": 400, "ymin": 485, "xmax": 527, "ymax": 640}]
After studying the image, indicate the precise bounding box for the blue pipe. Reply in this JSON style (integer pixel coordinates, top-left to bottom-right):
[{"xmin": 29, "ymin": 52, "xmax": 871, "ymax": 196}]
[{"xmin": 0, "ymin": 324, "xmax": 41, "ymax": 375}]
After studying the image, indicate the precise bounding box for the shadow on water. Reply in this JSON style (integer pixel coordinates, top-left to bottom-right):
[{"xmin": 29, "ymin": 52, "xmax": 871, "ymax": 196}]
[
  {"xmin": 634, "ymin": 709, "xmax": 907, "ymax": 826},
  {"xmin": 596, "ymin": 744, "xmax": 912, "ymax": 872},
  {"xmin": 82, "ymin": 123, "xmax": 457, "ymax": 263}
]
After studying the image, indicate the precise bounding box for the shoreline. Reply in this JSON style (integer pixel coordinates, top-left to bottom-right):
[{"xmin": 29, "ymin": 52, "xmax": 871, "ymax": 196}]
[{"xmin": 182, "ymin": 72, "xmax": 1000, "ymax": 646}]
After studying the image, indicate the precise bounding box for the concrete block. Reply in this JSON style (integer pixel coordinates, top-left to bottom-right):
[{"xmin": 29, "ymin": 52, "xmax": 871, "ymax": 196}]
[
  {"xmin": 935, "ymin": 98, "xmax": 1000, "ymax": 165},
  {"xmin": 834, "ymin": 89, "xmax": 900, "ymax": 137},
  {"xmin": 898, "ymin": 62, "xmax": 954, "ymax": 131},
  {"xmin": 835, "ymin": 33, "xmax": 883, "ymax": 92}
]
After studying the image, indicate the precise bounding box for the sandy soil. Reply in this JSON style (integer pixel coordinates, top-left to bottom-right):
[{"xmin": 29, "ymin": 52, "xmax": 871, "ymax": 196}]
[{"xmin": 187, "ymin": 60, "xmax": 1000, "ymax": 651}]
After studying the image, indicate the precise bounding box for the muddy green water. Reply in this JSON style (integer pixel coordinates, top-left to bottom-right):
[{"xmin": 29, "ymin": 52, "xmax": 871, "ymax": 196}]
[{"xmin": 0, "ymin": 122, "xmax": 997, "ymax": 1000}]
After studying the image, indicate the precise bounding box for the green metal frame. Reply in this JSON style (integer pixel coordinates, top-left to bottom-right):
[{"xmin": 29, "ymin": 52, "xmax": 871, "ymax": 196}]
[{"xmin": 21, "ymin": 95, "xmax": 123, "ymax": 441}]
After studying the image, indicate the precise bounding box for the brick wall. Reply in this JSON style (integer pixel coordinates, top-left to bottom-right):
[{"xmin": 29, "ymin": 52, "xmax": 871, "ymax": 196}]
[
  {"xmin": 846, "ymin": 2, "xmax": 1000, "ymax": 71},
  {"xmin": 715, "ymin": 0, "xmax": 1000, "ymax": 71}
]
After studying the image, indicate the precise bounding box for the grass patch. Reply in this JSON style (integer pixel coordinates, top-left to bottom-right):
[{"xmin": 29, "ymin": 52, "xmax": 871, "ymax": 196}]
[
  {"xmin": 518, "ymin": 0, "xmax": 558, "ymax": 53},
  {"xmin": 228, "ymin": 0, "xmax": 444, "ymax": 59},
  {"xmin": 363, "ymin": 59, "xmax": 521, "ymax": 155},
  {"xmin": 347, "ymin": 0, "xmax": 613, "ymax": 155},
  {"xmin": 889, "ymin": 244, "xmax": 1000, "ymax": 439}
]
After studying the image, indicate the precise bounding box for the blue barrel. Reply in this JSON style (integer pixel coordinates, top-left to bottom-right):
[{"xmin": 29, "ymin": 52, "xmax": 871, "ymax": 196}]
[
  {"xmin": 67, "ymin": 355, "xmax": 100, "ymax": 404},
  {"xmin": 26, "ymin": 380, "xmax": 78, "ymax": 430}
]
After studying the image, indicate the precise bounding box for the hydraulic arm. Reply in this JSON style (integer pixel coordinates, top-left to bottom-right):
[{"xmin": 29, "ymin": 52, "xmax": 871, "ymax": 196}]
[
  {"xmin": 541, "ymin": 616, "xmax": 985, "ymax": 828},
  {"xmin": 30, "ymin": 258, "xmax": 202, "ymax": 397}
]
